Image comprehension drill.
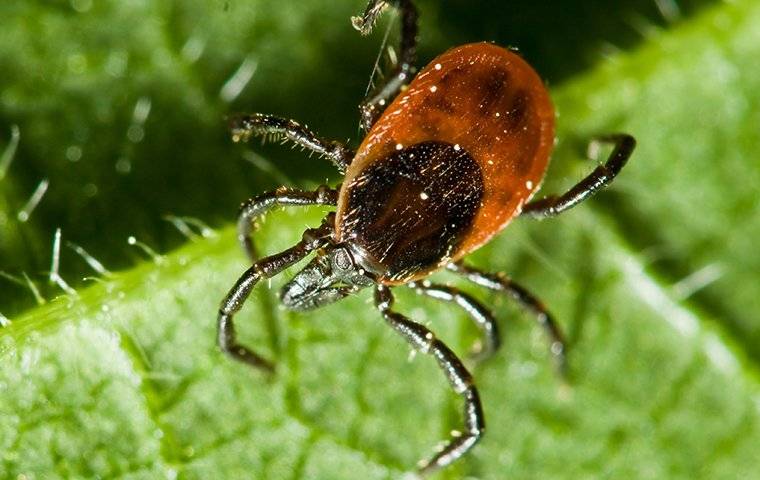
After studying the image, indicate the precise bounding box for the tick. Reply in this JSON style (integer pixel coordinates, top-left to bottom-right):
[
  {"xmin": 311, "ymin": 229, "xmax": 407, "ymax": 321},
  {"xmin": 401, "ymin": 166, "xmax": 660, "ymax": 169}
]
[{"xmin": 218, "ymin": 0, "xmax": 635, "ymax": 475}]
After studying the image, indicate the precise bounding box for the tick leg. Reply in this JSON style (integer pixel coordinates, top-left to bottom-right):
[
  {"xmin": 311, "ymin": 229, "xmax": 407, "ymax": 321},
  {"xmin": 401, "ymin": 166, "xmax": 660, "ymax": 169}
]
[
  {"xmin": 238, "ymin": 185, "xmax": 338, "ymax": 262},
  {"xmin": 448, "ymin": 262, "xmax": 567, "ymax": 376},
  {"xmin": 218, "ymin": 216, "xmax": 335, "ymax": 373},
  {"xmin": 408, "ymin": 281, "xmax": 500, "ymax": 363},
  {"xmin": 522, "ymin": 134, "xmax": 636, "ymax": 218},
  {"xmin": 229, "ymin": 113, "xmax": 354, "ymax": 173},
  {"xmin": 352, "ymin": 0, "xmax": 418, "ymax": 131},
  {"xmin": 375, "ymin": 285, "xmax": 484, "ymax": 475}
]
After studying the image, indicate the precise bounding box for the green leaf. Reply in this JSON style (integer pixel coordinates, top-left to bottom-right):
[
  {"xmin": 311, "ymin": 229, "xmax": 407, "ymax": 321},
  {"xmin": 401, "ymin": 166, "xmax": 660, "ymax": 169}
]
[{"xmin": 3, "ymin": 0, "xmax": 760, "ymax": 479}]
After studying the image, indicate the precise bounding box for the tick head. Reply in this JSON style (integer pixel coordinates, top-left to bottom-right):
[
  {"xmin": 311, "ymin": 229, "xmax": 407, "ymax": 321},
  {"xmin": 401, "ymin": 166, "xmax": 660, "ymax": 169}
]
[{"xmin": 279, "ymin": 245, "xmax": 374, "ymax": 311}]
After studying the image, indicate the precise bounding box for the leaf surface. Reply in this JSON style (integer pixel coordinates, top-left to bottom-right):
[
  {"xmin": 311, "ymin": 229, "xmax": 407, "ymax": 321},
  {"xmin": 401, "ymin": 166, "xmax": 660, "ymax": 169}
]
[{"xmin": 2, "ymin": 1, "xmax": 760, "ymax": 479}]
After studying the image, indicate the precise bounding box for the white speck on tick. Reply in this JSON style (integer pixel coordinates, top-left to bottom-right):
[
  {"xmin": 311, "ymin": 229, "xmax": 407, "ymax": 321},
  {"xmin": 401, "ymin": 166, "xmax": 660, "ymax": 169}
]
[
  {"xmin": 487, "ymin": 159, "xmax": 494, "ymax": 165},
  {"xmin": 429, "ymin": 85, "xmax": 437, "ymax": 93},
  {"xmin": 526, "ymin": 180, "xmax": 533, "ymax": 189},
  {"xmin": 420, "ymin": 192, "xmax": 429, "ymax": 200},
  {"xmin": 453, "ymin": 144, "xmax": 461, "ymax": 151},
  {"xmin": 434, "ymin": 63, "xmax": 442, "ymax": 70},
  {"xmin": 396, "ymin": 143, "xmax": 403, "ymax": 150},
  {"xmin": 495, "ymin": 112, "xmax": 500, "ymax": 117}
]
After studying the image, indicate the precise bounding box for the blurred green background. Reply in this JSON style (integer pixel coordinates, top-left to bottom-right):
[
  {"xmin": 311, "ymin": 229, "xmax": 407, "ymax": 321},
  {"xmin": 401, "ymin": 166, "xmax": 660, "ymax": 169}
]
[
  {"xmin": 0, "ymin": 0, "xmax": 714, "ymax": 314},
  {"xmin": 3, "ymin": 1, "xmax": 760, "ymax": 479}
]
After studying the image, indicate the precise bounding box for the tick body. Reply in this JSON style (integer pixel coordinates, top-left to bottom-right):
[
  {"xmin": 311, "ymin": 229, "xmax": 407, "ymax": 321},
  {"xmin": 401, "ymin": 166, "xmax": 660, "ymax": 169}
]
[
  {"xmin": 218, "ymin": 0, "xmax": 635, "ymax": 475},
  {"xmin": 338, "ymin": 42, "xmax": 555, "ymax": 284}
]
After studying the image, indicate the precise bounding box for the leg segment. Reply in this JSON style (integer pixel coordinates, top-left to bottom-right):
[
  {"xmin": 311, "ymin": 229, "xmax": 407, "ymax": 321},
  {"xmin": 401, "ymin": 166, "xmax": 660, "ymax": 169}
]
[
  {"xmin": 375, "ymin": 285, "xmax": 484, "ymax": 475},
  {"xmin": 352, "ymin": 0, "xmax": 418, "ymax": 131},
  {"xmin": 408, "ymin": 281, "xmax": 500, "ymax": 363},
  {"xmin": 229, "ymin": 113, "xmax": 354, "ymax": 173},
  {"xmin": 218, "ymin": 216, "xmax": 335, "ymax": 373},
  {"xmin": 522, "ymin": 134, "xmax": 636, "ymax": 218},
  {"xmin": 237, "ymin": 185, "xmax": 338, "ymax": 262},
  {"xmin": 448, "ymin": 262, "xmax": 567, "ymax": 375}
]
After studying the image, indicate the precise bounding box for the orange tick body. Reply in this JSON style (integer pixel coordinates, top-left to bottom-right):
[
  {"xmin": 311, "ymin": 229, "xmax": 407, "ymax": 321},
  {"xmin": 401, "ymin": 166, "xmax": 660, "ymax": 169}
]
[
  {"xmin": 219, "ymin": 0, "xmax": 634, "ymax": 475},
  {"xmin": 337, "ymin": 42, "xmax": 555, "ymax": 284}
]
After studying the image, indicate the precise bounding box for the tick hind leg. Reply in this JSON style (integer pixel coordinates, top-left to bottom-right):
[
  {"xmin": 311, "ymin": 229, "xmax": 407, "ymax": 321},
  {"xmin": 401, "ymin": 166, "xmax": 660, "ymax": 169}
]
[
  {"xmin": 448, "ymin": 262, "xmax": 568, "ymax": 376},
  {"xmin": 409, "ymin": 281, "xmax": 500, "ymax": 363},
  {"xmin": 521, "ymin": 134, "xmax": 636, "ymax": 218},
  {"xmin": 229, "ymin": 113, "xmax": 354, "ymax": 173},
  {"xmin": 375, "ymin": 285, "xmax": 484, "ymax": 475},
  {"xmin": 353, "ymin": 0, "xmax": 418, "ymax": 131},
  {"xmin": 237, "ymin": 185, "xmax": 338, "ymax": 262},
  {"xmin": 218, "ymin": 216, "xmax": 334, "ymax": 373}
]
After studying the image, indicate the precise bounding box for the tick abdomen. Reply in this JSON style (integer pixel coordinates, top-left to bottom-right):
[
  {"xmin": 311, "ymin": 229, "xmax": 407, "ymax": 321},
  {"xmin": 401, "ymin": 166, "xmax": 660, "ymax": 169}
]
[{"xmin": 337, "ymin": 42, "xmax": 556, "ymax": 273}]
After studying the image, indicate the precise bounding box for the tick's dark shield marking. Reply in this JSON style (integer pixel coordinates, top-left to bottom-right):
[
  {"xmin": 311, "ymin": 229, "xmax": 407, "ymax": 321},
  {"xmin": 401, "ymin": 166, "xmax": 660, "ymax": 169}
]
[{"xmin": 341, "ymin": 141, "xmax": 483, "ymax": 283}]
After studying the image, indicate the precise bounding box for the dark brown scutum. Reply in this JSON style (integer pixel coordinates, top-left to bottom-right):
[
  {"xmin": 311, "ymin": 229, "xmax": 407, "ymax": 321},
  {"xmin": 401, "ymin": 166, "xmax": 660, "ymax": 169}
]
[{"xmin": 340, "ymin": 142, "xmax": 483, "ymax": 283}]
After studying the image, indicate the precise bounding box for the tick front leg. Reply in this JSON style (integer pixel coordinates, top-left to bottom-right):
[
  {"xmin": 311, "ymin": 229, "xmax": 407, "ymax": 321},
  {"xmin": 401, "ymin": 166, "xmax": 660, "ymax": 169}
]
[
  {"xmin": 218, "ymin": 267, "xmax": 275, "ymax": 372},
  {"xmin": 237, "ymin": 185, "xmax": 338, "ymax": 263},
  {"xmin": 409, "ymin": 281, "xmax": 500, "ymax": 363},
  {"xmin": 375, "ymin": 285, "xmax": 484, "ymax": 475},
  {"xmin": 352, "ymin": 0, "xmax": 418, "ymax": 131},
  {"xmin": 521, "ymin": 134, "xmax": 636, "ymax": 218},
  {"xmin": 218, "ymin": 216, "xmax": 334, "ymax": 373},
  {"xmin": 229, "ymin": 113, "xmax": 354, "ymax": 172},
  {"xmin": 448, "ymin": 262, "xmax": 567, "ymax": 376}
]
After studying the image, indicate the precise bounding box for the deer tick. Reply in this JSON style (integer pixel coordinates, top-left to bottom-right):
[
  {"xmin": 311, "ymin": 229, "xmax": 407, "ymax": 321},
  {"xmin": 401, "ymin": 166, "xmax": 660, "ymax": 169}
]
[{"xmin": 217, "ymin": 0, "xmax": 635, "ymax": 474}]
